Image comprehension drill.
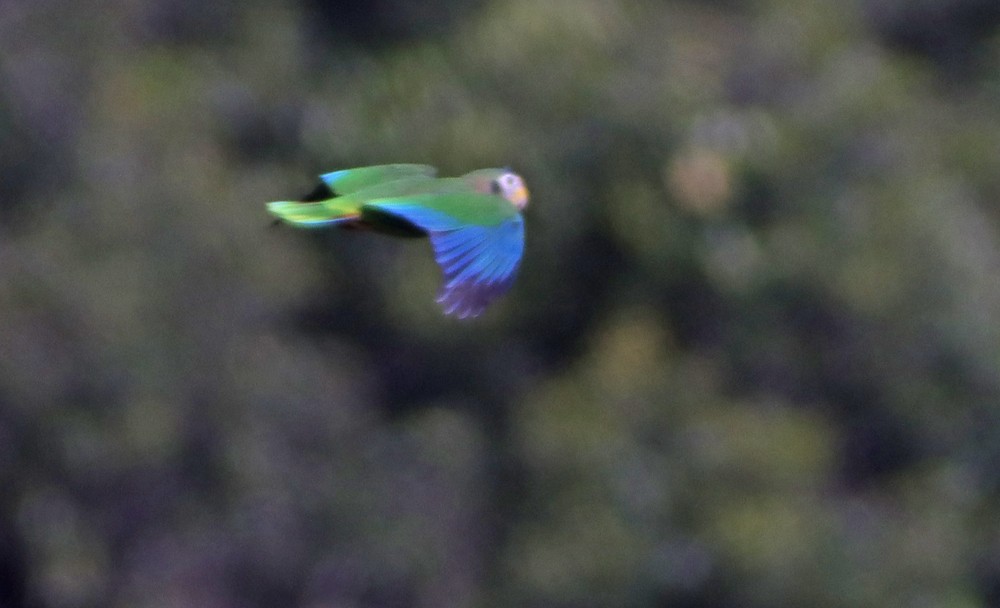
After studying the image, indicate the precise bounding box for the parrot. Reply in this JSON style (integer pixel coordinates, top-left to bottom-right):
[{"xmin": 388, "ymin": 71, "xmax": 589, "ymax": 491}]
[{"xmin": 267, "ymin": 164, "xmax": 529, "ymax": 318}]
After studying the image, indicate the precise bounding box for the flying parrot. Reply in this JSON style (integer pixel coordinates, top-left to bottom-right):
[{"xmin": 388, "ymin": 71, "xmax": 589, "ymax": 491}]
[{"xmin": 267, "ymin": 164, "xmax": 529, "ymax": 318}]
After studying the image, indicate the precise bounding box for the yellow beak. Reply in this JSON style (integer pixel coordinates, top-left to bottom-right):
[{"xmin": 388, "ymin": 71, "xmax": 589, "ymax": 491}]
[{"xmin": 511, "ymin": 185, "xmax": 530, "ymax": 210}]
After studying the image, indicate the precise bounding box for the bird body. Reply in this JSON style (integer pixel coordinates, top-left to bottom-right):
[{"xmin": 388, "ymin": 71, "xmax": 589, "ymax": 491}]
[{"xmin": 267, "ymin": 164, "xmax": 529, "ymax": 318}]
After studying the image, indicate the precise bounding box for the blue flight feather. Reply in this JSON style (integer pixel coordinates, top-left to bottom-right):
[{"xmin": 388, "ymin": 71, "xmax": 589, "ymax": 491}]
[
  {"xmin": 371, "ymin": 205, "xmax": 464, "ymax": 232},
  {"xmin": 362, "ymin": 200, "xmax": 525, "ymax": 318},
  {"xmin": 431, "ymin": 219, "xmax": 524, "ymax": 318}
]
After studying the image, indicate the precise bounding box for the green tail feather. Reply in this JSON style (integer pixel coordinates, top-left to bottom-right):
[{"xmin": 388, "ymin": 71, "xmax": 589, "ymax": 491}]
[{"xmin": 266, "ymin": 200, "xmax": 358, "ymax": 228}]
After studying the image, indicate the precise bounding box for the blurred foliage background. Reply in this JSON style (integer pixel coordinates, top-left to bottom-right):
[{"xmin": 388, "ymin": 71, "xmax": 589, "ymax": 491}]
[{"xmin": 2, "ymin": 0, "xmax": 1000, "ymax": 606}]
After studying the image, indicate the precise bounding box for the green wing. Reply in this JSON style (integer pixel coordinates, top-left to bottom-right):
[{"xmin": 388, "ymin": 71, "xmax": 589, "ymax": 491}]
[
  {"xmin": 270, "ymin": 165, "xmax": 441, "ymax": 228},
  {"xmin": 320, "ymin": 164, "xmax": 437, "ymax": 196},
  {"xmin": 362, "ymin": 191, "xmax": 518, "ymax": 226}
]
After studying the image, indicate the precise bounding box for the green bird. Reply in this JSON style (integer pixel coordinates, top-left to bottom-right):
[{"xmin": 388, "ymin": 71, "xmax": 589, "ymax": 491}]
[{"xmin": 267, "ymin": 164, "xmax": 529, "ymax": 318}]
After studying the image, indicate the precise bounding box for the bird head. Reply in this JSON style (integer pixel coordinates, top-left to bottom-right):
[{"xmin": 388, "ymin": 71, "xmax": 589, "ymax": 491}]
[
  {"xmin": 463, "ymin": 168, "xmax": 530, "ymax": 210},
  {"xmin": 492, "ymin": 170, "xmax": 530, "ymax": 210}
]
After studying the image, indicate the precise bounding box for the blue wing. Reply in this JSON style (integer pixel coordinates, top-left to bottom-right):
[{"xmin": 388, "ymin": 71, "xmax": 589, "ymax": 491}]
[
  {"xmin": 362, "ymin": 195, "xmax": 524, "ymax": 318},
  {"xmin": 431, "ymin": 218, "xmax": 524, "ymax": 318}
]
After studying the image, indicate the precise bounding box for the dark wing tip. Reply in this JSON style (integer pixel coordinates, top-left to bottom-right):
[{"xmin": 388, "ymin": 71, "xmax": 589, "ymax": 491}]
[
  {"xmin": 436, "ymin": 279, "xmax": 515, "ymax": 318},
  {"xmin": 299, "ymin": 181, "xmax": 335, "ymax": 202}
]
